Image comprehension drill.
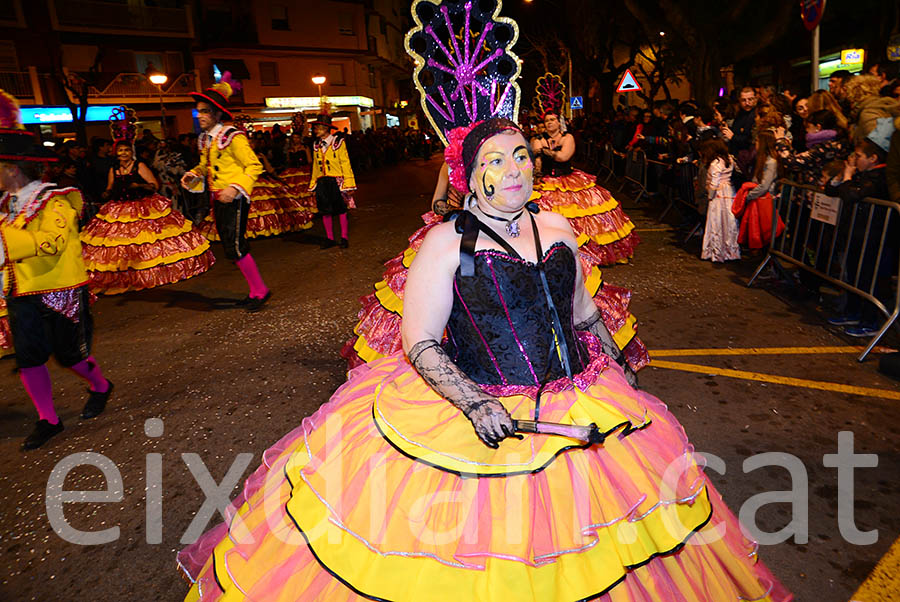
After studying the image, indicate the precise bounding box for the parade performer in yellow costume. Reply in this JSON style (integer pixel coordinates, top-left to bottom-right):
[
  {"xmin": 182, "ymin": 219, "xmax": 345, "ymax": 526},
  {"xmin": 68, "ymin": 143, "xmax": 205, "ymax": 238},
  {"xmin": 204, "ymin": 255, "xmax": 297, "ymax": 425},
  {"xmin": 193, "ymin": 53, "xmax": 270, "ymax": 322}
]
[
  {"xmin": 0, "ymin": 90, "xmax": 113, "ymax": 450},
  {"xmin": 309, "ymin": 112, "xmax": 356, "ymax": 249},
  {"xmin": 80, "ymin": 106, "xmax": 214, "ymax": 294},
  {"xmin": 196, "ymin": 115, "xmax": 314, "ymax": 240},
  {"xmin": 182, "ymin": 74, "xmax": 272, "ymax": 312},
  {"xmin": 532, "ymin": 73, "xmax": 639, "ymax": 265}
]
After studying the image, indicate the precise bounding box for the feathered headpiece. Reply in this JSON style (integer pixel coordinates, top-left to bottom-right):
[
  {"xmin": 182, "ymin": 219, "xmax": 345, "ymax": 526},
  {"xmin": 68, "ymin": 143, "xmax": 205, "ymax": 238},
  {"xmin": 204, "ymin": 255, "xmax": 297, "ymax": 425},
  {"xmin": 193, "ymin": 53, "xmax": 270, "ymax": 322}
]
[
  {"xmin": 0, "ymin": 90, "xmax": 23, "ymax": 130},
  {"xmin": 535, "ymin": 72, "xmax": 565, "ymax": 118},
  {"xmin": 0, "ymin": 88, "xmax": 56, "ymax": 162},
  {"xmin": 190, "ymin": 71, "xmax": 242, "ymax": 119},
  {"xmin": 109, "ymin": 105, "xmax": 137, "ymax": 149},
  {"xmin": 406, "ymin": 0, "xmax": 522, "ymax": 147}
]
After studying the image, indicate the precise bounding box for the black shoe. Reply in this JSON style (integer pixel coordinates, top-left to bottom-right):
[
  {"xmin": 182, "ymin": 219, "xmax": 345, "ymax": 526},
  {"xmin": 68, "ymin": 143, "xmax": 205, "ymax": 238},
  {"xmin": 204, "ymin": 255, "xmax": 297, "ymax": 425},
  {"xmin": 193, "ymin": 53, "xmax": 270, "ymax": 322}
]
[
  {"xmin": 23, "ymin": 419, "xmax": 64, "ymax": 450},
  {"xmin": 340, "ymin": 238, "xmax": 349, "ymax": 249},
  {"xmin": 320, "ymin": 238, "xmax": 337, "ymax": 249},
  {"xmin": 81, "ymin": 380, "xmax": 114, "ymax": 419},
  {"xmin": 246, "ymin": 291, "xmax": 273, "ymax": 313},
  {"xmin": 234, "ymin": 296, "xmax": 252, "ymax": 307}
]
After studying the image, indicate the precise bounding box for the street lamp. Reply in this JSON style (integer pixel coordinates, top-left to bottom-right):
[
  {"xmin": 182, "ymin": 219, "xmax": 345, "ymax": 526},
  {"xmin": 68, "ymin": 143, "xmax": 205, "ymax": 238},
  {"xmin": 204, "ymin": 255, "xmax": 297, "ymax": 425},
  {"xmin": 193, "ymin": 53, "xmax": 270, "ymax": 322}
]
[
  {"xmin": 312, "ymin": 74, "xmax": 326, "ymax": 98},
  {"xmin": 146, "ymin": 66, "xmax": 168, "ymax": 138}
]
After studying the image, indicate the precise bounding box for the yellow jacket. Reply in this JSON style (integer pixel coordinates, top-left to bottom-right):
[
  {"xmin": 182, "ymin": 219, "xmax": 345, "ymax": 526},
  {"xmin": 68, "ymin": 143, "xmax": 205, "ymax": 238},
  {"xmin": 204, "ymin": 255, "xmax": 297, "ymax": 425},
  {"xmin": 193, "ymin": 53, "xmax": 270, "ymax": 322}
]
[
  {"xmin": 185, "ymin": 123, "xmax": 263, "ymax": 198},
  {"xmin": 309, "ymin": 135, "xmax": 356, "ymax": 191},
  {"xmin": 0, "ymin": 183, "xmax": 88, "ymax": 297}
]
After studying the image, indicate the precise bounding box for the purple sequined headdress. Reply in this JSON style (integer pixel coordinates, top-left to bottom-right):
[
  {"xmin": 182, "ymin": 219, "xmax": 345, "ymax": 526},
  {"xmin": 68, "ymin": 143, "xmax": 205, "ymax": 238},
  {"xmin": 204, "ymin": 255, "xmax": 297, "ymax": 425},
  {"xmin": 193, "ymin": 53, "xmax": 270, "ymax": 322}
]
[{"xmin": 405, "ymin": 0, "xmax": 522, "ymax": 147}]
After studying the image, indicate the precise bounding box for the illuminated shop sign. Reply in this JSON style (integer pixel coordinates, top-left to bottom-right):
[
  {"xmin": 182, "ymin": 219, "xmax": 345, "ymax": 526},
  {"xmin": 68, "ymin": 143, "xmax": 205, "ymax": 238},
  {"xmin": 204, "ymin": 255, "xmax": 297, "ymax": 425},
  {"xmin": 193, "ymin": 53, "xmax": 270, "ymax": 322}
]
[
  {"xmin": 20, "ymin": 106, "xmax": 119, "ymax": 125},
  {"xmin": 265, "ymin": 96, "xmax": 375, "ymax": 109},
  {"xmin": 840, "ymin": 49, "xmax": 864, "ymax": 66}
]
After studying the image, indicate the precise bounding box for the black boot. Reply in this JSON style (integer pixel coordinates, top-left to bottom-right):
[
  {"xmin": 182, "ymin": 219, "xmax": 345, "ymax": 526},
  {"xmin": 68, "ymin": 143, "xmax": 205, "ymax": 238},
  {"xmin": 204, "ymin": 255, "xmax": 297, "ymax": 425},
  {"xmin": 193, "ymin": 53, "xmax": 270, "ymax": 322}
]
[
  {"xmin": 81, "ymin": 380, "xmax": 114, "ymax": 419},
  {"xmin": 246, "ymin": 290, "xmax": 273, "ymax": 313},
  {"xmin": 320, "ymin": 238, "xmax": 337, "ymax": 249},
  {"xmin": 340, "ymin": 238, "xmax": 349, "ymax": 249},
  {"xmin": 23, "ymin": 419, "xmax": 64, "ymax": 450}
]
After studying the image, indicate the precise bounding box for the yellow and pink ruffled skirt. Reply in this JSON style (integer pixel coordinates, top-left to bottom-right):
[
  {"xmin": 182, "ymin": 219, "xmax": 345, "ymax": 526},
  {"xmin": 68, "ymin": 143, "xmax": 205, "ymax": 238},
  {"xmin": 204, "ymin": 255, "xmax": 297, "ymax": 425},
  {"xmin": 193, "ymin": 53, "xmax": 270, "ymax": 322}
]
[
  {"xmin": 178, "ymin": 339, "xmax": 790, "ymax": 602},
  {"xmin": 537, "ymin": 169, "xmax": 639, "ymax": 266},
  {"xmin": 198, "ymin": 172, "xmax": 316, "ymax": 241},
  {"xmin": 80, "ymin": 194, "xmax": 215, "ymax": 295}
]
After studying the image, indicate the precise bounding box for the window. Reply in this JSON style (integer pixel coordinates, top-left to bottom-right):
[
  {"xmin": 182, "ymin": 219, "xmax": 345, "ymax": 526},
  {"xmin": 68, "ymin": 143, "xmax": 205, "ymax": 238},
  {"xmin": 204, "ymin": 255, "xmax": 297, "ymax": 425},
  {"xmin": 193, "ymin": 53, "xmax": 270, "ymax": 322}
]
[
  {"xmin": 368, "ymin": 65, "xmax": 376, "ymax": 89},
  {"xmin": 338, "ymin": 11, "xmax": 354, "ymax": 35},
  {"xmin": 271, "ymin": 3, "xmax": 289, "ymax": 31},
  {"xmin": 259, "ymin": 61, "xmax": 279, "ymax": 86},
  {"xmin": 327, "ymin": 63, "xmax": 345, "ymax": 86}
]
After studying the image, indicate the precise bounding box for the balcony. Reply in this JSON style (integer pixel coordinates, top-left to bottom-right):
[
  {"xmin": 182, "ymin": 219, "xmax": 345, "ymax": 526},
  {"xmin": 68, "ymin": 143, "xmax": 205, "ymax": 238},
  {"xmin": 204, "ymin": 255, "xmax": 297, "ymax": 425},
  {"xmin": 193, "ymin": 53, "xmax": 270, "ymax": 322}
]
[
  {"xmin": 88, "ymin": 72, "xmax": 199, "ymax": 102},
  {"xmin": 0, "ymin": 72, "xmax": 34, "ymax": 100},
  {"xmin": 50, "ymin": 0, "xmax": 194, "ymax": 38}
]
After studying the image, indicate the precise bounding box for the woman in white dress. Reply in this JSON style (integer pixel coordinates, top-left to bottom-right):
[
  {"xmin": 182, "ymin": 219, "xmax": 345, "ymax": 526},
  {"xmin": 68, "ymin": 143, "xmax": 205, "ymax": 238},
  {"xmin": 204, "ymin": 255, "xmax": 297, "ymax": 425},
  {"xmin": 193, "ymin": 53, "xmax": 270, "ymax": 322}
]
[{"xmin": 700, "ymin": 138, "xmax": 741, "ymax": 262}]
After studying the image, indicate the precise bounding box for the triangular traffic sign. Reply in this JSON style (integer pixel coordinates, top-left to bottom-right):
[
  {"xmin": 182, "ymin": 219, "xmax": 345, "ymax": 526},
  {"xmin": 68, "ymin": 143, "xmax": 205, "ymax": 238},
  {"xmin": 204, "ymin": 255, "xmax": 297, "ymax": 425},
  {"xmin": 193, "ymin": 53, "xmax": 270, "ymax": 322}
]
[
  {"xmin": 570, "ymin": 96, "xmax": 583, "ymax": 110},
  {"xmin": 616, "ymin": 69, "xmax": 641, "ymax": 93}
]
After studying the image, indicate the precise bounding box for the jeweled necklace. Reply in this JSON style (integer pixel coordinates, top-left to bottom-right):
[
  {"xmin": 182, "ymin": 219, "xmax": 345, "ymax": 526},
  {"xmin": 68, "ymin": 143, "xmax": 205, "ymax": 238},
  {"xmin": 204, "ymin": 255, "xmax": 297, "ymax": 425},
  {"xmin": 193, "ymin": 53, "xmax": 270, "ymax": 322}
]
[{"xmin": 476, "ymin": 204, "xmax": 525, "ymax": 238}]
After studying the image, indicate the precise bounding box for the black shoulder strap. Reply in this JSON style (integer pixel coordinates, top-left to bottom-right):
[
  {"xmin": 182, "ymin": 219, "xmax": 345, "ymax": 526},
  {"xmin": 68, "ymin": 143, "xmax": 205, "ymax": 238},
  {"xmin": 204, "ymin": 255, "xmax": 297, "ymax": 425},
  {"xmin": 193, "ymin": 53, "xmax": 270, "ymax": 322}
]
[
  {"xmin": 457, "ymin": 211, "xmax": 479, "ymax": 278},
  {"xmin": 474, "ymin": 220, "xmax": 521, "ymax": 259},
  {"xmin": 530, "ymin": 211, "xmax": 573, "ymax": 379}
]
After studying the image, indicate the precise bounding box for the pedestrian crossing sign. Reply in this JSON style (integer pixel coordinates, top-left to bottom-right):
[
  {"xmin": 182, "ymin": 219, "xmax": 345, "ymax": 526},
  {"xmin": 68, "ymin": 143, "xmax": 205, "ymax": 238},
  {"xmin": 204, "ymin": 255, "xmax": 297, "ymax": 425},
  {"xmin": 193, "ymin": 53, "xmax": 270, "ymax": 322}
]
[
  {"xmin": 616, "ymin": 69, "xmax": 641, "ymax": 93},
  {"xmin": 570, "ymin": 96, "xmax": 583, "ymax": 110}
]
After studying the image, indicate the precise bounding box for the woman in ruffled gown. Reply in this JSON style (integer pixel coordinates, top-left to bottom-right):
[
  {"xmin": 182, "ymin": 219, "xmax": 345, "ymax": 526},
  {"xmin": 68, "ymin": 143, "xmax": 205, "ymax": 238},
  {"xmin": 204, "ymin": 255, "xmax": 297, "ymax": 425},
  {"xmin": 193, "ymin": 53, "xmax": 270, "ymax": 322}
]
[
  {"xmin": 178, "ymin": 120, "xmax": 790, "ymax": 602},
  {"xmin": 80, "ymin": 141, "xmax": 215, "ymax": 294},
  {"xmin": 532, "ymin": 110, "xmax": 639, "ymax": 266},
  {"xmin": 197, "ymin": 137, "xmax": 315, "ymax": 240},
  {"xmin": 341, "ymin": 162, "xmax": 647, "ymax": 373}
]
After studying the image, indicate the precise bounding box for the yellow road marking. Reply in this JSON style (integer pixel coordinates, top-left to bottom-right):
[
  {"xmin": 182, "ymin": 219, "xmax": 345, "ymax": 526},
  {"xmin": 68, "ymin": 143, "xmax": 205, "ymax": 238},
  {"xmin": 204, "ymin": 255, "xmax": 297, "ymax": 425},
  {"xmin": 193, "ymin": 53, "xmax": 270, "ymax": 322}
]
[
  {"xmin": 650, "ymin": 359, "xmax": 900, "ymax": 401},
  {"xmin": 651, "ymin": 346, "xmax": 896, "ymax": 358},
  {"xmin": 850, "ymin": 534, "xmax": 900, "ymax": 601}
]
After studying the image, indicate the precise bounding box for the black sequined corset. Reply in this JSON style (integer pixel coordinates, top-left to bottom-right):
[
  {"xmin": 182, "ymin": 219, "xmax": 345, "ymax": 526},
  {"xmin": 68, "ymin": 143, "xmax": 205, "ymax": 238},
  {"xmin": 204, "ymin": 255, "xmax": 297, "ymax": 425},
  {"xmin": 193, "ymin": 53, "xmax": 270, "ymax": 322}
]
[
  {"xmin": 111, "ymin": 164, "xmax": 152, "ymax": 201},
  {"xmin": 542, "ymin": 156, "xmax": 572, "ymax": 177},
  {"xmin": 442, "ymin": 211, "xmax": 588, "ymax": 387}
]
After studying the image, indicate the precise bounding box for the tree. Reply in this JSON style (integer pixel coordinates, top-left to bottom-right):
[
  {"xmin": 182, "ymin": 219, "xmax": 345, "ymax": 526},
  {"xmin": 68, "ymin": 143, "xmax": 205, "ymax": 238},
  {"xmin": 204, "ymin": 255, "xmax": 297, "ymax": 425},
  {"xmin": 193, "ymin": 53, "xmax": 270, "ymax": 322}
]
[
  {"xmin": 51, "ymin": 49, "xmax": 104, "ymax": 145},
  {"xmin": 622, "ymin": 0, "xmax": 795, "ymax": 104},
  {"xmin": 632, "ymin": 37, "xmax": 683, "ymax": 105}
]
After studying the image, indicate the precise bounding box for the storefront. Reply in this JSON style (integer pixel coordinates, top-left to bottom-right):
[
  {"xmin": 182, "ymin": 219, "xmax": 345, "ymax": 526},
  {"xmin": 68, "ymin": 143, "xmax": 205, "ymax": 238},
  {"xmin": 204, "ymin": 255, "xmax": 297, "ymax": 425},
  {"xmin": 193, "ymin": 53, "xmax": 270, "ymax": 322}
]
[{"xmin": 260, "ymin": 96, "xmax": 376, "ymax": 132}]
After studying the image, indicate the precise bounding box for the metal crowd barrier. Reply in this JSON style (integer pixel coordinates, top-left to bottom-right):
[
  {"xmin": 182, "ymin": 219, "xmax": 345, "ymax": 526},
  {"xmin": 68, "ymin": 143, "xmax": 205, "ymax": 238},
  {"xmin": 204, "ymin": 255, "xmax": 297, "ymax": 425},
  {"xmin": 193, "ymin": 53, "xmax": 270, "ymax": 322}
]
[
  {"xmin": 748, "ymin": 179, "xmax": 900, "ymax": 361},
  {"xmin": 618, "ymin": 148, "xmax": 648, "ymax": 202},
  {"xmin": 595, "ymin": 143, "xmax": 617, "ymax": 183}
]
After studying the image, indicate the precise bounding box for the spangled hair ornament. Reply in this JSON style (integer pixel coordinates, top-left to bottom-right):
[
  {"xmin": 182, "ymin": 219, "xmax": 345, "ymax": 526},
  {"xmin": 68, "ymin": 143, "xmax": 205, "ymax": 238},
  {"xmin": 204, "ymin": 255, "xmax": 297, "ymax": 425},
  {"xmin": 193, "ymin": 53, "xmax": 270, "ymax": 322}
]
[
  {"xmin": 109, "ymin": 105, "xmax": 137, "ymax": 149},
  {"xmin": 535, "ymin": 72, "xmax": 565, "ymax": 118},
  {"xmin": 405, "ymin": 0, "xmax": 522, "ymax": 147}
]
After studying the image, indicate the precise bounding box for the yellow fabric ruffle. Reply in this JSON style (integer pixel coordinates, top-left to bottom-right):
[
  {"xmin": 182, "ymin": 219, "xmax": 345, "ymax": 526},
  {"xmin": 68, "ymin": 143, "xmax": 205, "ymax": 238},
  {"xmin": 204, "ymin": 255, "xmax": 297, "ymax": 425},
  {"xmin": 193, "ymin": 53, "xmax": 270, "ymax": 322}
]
[
  {"xmin": 584, "ymin": 220, "xmax": 636, "ymax": 246},
  {"xmin": 550, "ymin": 196, "xmax": 620, "ymax": 218},
  {"xmin": 373, "ymin": 280, "xmax": 404, "ymax": 315},
  {"xmin": 352, "ymin": 333, "xmax": 386, "ymax": 364},
  {"xmin": 83, "ymin": 242, "xmax": 210, "ymax": 272},
  {"xmin": 94, "ymin": 206, "xmax": 170, "ymax": 223},
  {"xmin": 80, "ymin": 221, "xmax": 193, "ymax": 247}
]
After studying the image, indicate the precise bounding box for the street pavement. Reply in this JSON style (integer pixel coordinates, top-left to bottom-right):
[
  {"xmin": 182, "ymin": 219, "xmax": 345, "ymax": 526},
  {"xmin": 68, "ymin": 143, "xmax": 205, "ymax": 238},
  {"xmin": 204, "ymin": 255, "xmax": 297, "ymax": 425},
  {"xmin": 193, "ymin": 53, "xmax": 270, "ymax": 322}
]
[{"xmin": 1, "ymin": 156, "xmax": 898, "ymax": 601}]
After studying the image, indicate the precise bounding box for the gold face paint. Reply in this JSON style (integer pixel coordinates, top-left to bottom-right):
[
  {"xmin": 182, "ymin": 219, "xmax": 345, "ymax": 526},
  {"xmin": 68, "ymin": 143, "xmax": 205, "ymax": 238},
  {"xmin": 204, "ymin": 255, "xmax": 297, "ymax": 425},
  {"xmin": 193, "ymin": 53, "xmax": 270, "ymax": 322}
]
[
  {"xmin": 472, "ymin": 131, "xmax": 533, "ymax": 212},
  {"xmin": 116, "ymin": 145, "xmax": 133, "ymax": 161}
]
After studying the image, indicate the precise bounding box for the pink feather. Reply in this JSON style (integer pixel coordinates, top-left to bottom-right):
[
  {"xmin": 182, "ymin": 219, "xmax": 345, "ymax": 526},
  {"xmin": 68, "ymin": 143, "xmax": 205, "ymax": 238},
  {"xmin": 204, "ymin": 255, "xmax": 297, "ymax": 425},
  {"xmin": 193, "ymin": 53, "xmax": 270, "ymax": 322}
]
[{"xmin": 220, "ymin": 71, "xmax": 242, "ymax": 93}]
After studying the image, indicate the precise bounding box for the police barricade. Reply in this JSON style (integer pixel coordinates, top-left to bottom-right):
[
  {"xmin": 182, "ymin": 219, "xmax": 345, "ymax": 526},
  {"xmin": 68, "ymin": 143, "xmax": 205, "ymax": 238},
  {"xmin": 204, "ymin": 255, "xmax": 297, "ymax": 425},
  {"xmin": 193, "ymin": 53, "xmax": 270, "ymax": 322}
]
[
  {"xmin": 748, "ymin": 179, "xmax": 900, "ymax": 361},
  {"xmin": 617, "ymin": 148, "xmax": 648, "ymax": 203},
  {"xmin": 595, "ymin": 143, "xmax": 617, "ymax": 183}
]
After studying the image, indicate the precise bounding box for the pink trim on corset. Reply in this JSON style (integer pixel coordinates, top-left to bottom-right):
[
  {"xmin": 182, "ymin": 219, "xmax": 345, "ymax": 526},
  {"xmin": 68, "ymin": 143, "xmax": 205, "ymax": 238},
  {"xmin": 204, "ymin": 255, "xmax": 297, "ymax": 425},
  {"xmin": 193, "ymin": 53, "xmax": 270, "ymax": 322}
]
[
  {"xmin": 478, "ymin": 332, "xmax": 610, "ymax": 399},
  {"xmin": 453, "ymin": 278, "xmax": 507, "ymax": 385},
  {"xmin": 485, "ymin": 256, "xmax": 540, "ymax": 386},
  {"xmin": 475, "ymin": 240, "xmax": 567, "ymax": 267}
]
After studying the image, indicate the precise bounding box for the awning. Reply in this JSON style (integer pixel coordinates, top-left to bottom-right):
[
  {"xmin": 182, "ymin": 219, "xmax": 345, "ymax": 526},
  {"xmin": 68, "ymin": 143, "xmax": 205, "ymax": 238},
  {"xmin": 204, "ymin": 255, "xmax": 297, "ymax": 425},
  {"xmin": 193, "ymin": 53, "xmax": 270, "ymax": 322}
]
[{"xmin": 211, "ymin": 59, "xmax": 250, "ymax": 80}]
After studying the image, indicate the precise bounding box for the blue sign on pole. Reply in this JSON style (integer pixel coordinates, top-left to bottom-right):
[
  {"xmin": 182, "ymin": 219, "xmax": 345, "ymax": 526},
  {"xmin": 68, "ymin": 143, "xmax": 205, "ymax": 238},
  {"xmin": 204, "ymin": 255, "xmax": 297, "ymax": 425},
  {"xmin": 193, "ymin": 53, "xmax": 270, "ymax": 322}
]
[
  {"xmin": 570, "ymin": 96, "xmax": 583, "ymax": 110},
  {"xmin": 19, "ymin": 105, "xmax": 119, "ymax": 125}
]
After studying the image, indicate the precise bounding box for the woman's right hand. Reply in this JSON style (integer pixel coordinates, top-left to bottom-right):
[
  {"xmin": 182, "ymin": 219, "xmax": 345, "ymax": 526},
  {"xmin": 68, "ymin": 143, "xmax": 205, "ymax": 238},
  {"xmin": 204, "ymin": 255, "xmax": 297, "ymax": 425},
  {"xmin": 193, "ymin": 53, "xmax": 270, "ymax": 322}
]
[{"xmin": 464, "ymin": 398, "xmax": 516, "ymax": 448}]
